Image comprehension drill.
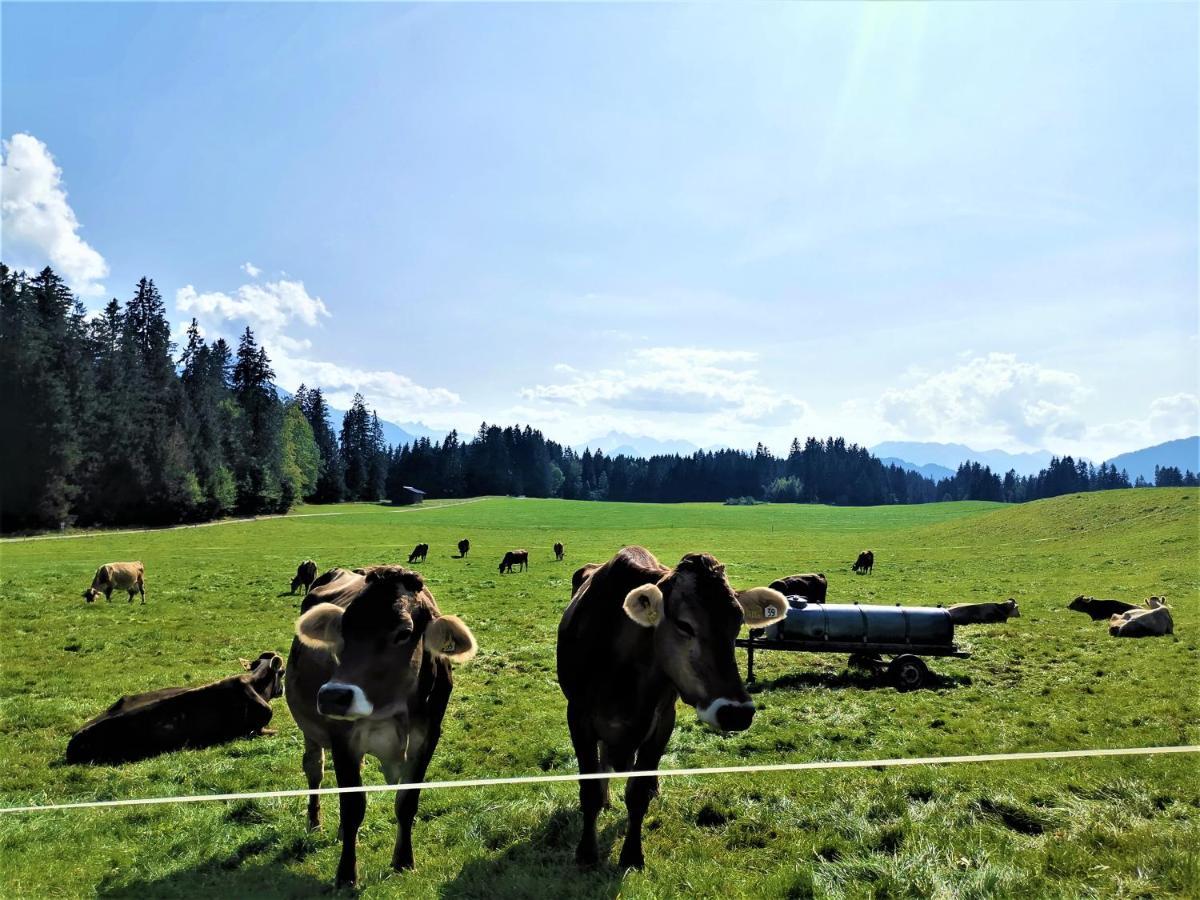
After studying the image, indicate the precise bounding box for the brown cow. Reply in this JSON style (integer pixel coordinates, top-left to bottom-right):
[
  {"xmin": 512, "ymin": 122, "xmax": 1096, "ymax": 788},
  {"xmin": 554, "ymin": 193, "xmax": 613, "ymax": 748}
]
[
  {"xmin": 1068, "ymin": 596, "xmax": 1140, "ymax": 621},
  {"xmin": 291, "ymin": 560, "xmax": 318, "ymax": 595},
  {"xmin": 1110, "ymin": 598, "xmax": 1174, "ymax": 637},
  {"xmin": 557, "ymin": 547, "xmax": 787, "ymax": 868},
  {"xmin": 571, "ymin": 563, "xmax": 601, "ymax": 597},
  {"xmin": 83, "ymin": 562, "xmax": 145, "ymax": 604},
  {"xmin": 408, "ymin": 543, "xmax": 429, "ymax": 564},
  {"xmin": 947, "ymin": 598, "xmax": 1020, "ymax": 624},
  {"xmin": 457, "ymin": 538, "xmax": 470, "ymax": 558},
  {"xmin": 852, "ymin": 550, "xmax": 874, "ymax": 575},
  {"xmin": 301, "ymin": 568, "xmax": 367, "ymax": 613},
  {"xmin": 66, "ymin": 652, "xmax": 284, "ymax": 764},
  {"xmin": 287, "ymin": 565, "xmax": 478, "ymax": 887},
  {"xmin": 499, "ymin": 549, "xmax": 529, "ymax": 573},
  {"xmin": 554, "ymin": 541, "xmax": 565, "ymax": 561},
  {"xmin": 769, "ymin": 573, "xmax": 828, "ymax": 604}
]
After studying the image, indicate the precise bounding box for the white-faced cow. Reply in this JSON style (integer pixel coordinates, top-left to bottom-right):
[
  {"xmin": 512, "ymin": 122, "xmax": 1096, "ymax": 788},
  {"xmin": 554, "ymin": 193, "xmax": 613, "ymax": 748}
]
[
  {"xmin": 947, "ymin": 598, "xmax": 1020, "ymax": 624},
  {"xmin": 287, "ymin": 565, "xmax": 477, "ymax": 888},
  {"xmin": 1110, "ymin": 598, "xmax": 1174, "ymax": 637},
  {"xmin": 557, "ymin": 547, "xmax": 787, "ymax": 868},
  {"xmin": 291, "ymin": 560, "xmax": 318, "ymax": 595},
  {"xmin": 83, "ymin": 562, "xmax": 145, "ymax": 604}
]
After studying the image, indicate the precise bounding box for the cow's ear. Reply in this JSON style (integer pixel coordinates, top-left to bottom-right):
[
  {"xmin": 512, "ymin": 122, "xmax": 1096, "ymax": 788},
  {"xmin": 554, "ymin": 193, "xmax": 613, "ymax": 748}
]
[
  {"xmin": 425, "ymin": 615, "xmax": 477, "ymax": 663},
  {"xmin": 623, "ymin": 584, "xmax": 664, "ymax": 628},
  {"xmin": 296, "ymin": 603, "xmax": 344, "ymax": 650},
  {"xmin": 737, "ymin": 587, "xmax": 788, "ymax": 627}
]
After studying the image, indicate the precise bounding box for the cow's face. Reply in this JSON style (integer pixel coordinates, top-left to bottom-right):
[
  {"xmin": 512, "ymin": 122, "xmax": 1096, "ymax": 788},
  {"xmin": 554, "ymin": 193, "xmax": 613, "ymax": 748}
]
[
  {"xmin": 1005, "ymin": 599, "xmax": 1021, "ymax": 618},
  {"xmin": 82, "ymin": 588, "xmax": 99, "ymax": 603},
  {"xmin": 243, "ymin": 652, "xmax": 285, "ymax": 699},
  {"xmin": 623, "ymin": 553, "xmax": 786, "ymax": 733},
  {"xmin": 295, "ymin": 567, "xmax": 476, "ymax": 721},
  {"xmin": 1068, "ymin": 596, "xmax": 1088, "ymax": 611}
]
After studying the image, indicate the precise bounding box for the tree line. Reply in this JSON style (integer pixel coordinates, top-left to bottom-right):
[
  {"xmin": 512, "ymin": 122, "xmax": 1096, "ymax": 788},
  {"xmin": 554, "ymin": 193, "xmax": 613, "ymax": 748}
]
[{"xmin": 2, "ymin": 264, "xmax": 1194, "ymax": 532}]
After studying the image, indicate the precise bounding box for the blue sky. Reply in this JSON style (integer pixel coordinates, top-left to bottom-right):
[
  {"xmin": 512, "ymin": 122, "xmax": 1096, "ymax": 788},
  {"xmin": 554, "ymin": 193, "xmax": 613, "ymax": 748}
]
[{"xmin": 2, "ymin": 2, "xmax": 1196, "ymax": 458}]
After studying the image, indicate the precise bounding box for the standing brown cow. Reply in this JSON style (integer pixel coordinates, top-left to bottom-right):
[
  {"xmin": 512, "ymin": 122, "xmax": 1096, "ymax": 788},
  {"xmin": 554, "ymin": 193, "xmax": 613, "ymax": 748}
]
[
  {"xmin": 557, "ymin": 547, "xmax": 787, "ymax": 868},
  {"xmin": 291, "ymin": 560, "xmax": 318, "ymax": 595},
  {"xmin": 554, "ymin": 542, "xmax": 565, "ymax": 561},
  {"xmin": 287, "ymin": 566, "xmax": 478, "ymax": 887},
  {"xmin": 499, "ymin": 550, "xmax": 529, "ymax": 573},
  {"xmin": 83, "ymin": 562, "xmax": 145, "ymax": 603},
  {"xmin": 852, "ymin": 550, "xmax": 875, "ymax": 575}
]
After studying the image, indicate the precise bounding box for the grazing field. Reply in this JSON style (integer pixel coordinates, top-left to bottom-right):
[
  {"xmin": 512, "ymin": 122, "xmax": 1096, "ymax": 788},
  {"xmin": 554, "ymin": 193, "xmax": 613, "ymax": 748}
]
[{"xmin": 0, "ymin": 490, "xmax": 1197, "ymax": 898}]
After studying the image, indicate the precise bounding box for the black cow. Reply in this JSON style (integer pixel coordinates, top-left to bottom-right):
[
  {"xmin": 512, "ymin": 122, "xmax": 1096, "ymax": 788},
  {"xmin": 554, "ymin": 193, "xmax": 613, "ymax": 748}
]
[
  {"xmin": 1068, "ymin": 595, "xmax": 1140, "ymax": 621},
  {"xmin": 769, "ymin": 573, "xmax": 828, "ymax": 603},
  {"xmin": 457, "ymin": 538, "xmax": 471, "ymax": 558},
  {"xmin": 852, "ymin": 550, "xmax": 874, "ymax": 574},
  {"xmin": 408, "ymin": 543, "xmax": 429, "ymax": 564}
]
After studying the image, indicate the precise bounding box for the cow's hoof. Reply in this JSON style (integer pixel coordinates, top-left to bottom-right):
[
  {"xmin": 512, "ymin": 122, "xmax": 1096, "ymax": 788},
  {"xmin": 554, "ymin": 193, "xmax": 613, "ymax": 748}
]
[
  {"xmin": 575, "ymin": 844, "xmax": 600, "ymax": 868},
  {"xmin": 618, "ymin": 849, "xmax": 645, "ymax": 870}
]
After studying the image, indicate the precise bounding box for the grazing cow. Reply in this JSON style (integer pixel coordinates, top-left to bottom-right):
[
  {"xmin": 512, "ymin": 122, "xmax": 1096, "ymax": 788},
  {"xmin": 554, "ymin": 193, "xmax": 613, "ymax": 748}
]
[
  {"xmin": 557, "ymin": 547, "xmax": 787, "ymax": 868},
  {"xmin": 291, "ymin": 560, "xmax": 318, "ymax": 595},
  {"xmin": 1068, "ymin": 595, "xmax": 1140, "ymax": 621},
  {"xmin": 769, "ymin": 573, "xmax": 828, "ymax": 604},
  {"xmin": 571, "ymin": 563, "xmax": 601, "ymax": 597},
  {"xmin": 287, "ymin": 565, "xmax": 478, "ymax": 887},
  {"xmin": 408, "ymin": 543, "xmax": 429, "ymax": 564},
  {"xmin": 499, "ymin": 550, "xmax": 529, "ymax": 574},
  {"xmin": 1110, "ymin": 599, "xmax": 1173, "ymax": 637},
  {"xmin": 457, "ymin": 538, "xmax": 470, "ymax": 558},
  {"xmin": 852, "ymin": 550, "xmax": 874, "ymax": 575},
  {"xmin": 947, "ymin": 598, "xmax": 1020, "ymax": 625},
  {"xmin": 555, "ymin": 541, "xmax": 565, "ymax": 561},
  {"xmin": 83, "ymin": 562, "xmax": 145, "ymax": 604},
  {"xmin": 66, "ymin": 652, "xmax": 284, "ymax": 764}
]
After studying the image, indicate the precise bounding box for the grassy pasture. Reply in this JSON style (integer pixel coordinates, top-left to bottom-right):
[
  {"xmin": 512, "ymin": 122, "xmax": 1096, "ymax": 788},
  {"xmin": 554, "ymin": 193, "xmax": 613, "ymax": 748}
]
[{"xmin": 0, "ymin": 490, "xmax": 1196, "ymax": 898}]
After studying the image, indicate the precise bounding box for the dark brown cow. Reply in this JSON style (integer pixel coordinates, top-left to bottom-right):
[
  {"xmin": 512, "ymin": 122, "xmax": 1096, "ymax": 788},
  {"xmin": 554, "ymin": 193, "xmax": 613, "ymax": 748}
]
[
  {"xmin": 457, "ymin": 538, "xmax": 470, "ymax": 558},
  {"xmin": 852, "ymin": 550, "xmax": 874, "ymax": 575},
  {"xmin": 83, "ymin": 562, "xmax": 145, "ymax": 603},
  {"xmin": 554, "ymin": 541, "xmax": 565, "ymax": 561},
  {"xmin": 499, "ymin": 549, "xmax": 529, "ymax": 573},
  {"xmin": 1068, "ymin": 595, "xmax": 1140, "ymax": 621},
  {"xmin": 557, "ymin": 547, "xmax": 787, "ymax": 868},
  {"xmin": 287, "ymin": 566, "xmax": 477, "ymax": 888},
  {"xmin": 291, "ymin": 559, "xmax": 318, "ymax": 595},
  {"xmin": 66, "ymin": 652, "xmax": 284, "ymax": 764},
  {"xmin": 769, "ymin": 572, "xmax": 828, "ymax": 604},
  {"xmin": 571, "ymin": 563, "xmax": 601, "ymax": 597},
  {"xmin": 408, "ymin": 543, "xmax": 429, "ymax": 564},
  {"xmin": 947, "ymin": 598, "xmax": 1020, "ymax": 624}
]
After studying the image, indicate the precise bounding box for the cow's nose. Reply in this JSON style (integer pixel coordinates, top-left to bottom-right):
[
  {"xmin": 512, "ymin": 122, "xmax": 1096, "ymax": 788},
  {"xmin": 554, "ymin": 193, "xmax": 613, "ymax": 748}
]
[
  {"xmin": 317, "ymin": 684, "xmax": 355, "ymax": 717},
  {"xmin": 715, "ymin": 702, "xmax": 755, "ymax": 733}
]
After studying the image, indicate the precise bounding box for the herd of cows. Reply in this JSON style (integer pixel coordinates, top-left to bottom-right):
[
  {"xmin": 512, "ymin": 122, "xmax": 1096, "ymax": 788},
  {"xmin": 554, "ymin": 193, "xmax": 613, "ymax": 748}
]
[{"xmin": 70, "ymin": 544, "xmax": 1176, "ymax": 887}]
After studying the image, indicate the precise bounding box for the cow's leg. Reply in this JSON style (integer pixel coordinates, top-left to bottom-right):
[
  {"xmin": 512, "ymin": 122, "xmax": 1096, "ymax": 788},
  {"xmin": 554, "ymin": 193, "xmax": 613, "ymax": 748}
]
[
  {"xmin": 330, "ymin": 738, "xmax": 365, "ymax": 887},
  {"xmin": 139, "ymin": 577, "xmax": 145, "ymax": 603},
  {"xmin": 567, "ymin": 703, "xmax": 603, "ymax": 866},
  {"xmin": 382, "ymin": 747, "xmax": 432, "ymax": 872},
  {"xmin": 104, "ymin": 588, "xmax": 112, "ymax": 602},
  {"xmin": 618, "ymin": 703, "xmax": 675, "ymax": 870},
  {"xmin": 303, "ymin": 737, "xmax": 325, "ymax": 830}
]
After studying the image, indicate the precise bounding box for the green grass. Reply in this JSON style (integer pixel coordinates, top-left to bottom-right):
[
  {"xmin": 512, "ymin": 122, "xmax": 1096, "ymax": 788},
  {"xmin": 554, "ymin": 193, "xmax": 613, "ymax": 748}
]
[{"xmin": 0, "ymin": 490, "xmax": 1197, "ymax": 898}]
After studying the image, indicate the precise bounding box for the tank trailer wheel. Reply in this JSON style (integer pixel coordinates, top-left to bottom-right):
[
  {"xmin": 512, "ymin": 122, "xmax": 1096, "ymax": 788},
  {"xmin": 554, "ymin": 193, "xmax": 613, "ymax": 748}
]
[{"xmin": 888, "ymin": 654, "xmax": 929, "ymax": 691}]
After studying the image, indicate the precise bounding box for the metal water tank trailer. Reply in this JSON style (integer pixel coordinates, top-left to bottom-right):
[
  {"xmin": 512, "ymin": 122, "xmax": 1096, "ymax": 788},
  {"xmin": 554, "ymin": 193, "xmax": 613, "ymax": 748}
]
[{"xmin": 765, "ymin": 600, "xmax": 954, "ymax": 646}]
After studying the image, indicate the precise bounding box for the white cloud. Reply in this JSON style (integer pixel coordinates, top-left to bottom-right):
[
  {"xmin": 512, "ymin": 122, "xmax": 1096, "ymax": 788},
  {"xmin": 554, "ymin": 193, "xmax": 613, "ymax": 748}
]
[
  {"xmin": 0, "ymin": 133, "xmax": 108, "ymax": 297},
  {"xmin": 241, "ymin": 261, "xmax": 262, "ymax": 278},
  {"xmin": 877, "ymin": 352, "xmax": 1089, "ymax": 450},
  {"xmin": 1086, "ymin": 393, "xmax": 1200, "ymax": 459},
  {"xmin": 175, "ymin": 269, "xmax": 460, "ymax": 421},
  {"xmin": 521, "ymin": 346, "xmax": 808, "ymax": 426}
]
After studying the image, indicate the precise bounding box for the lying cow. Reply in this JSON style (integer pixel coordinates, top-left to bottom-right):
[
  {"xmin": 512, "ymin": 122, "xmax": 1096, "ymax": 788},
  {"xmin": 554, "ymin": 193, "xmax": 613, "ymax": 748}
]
[
  {"xmin": 291, "ymin": 559, "xmax": 318, "ymax": 595},
  {"xmin": 769, "ymin": 572, "xmax": 828, "ymax": 604},
  {"xmin": 1068, "ymin": 595, "xmax": 1140, "ymax": 621},
  {"xmin": 499, "ymin": 549, "xmax": 529, "ymax": 574},
  {"xmin": 558, "ymin": 547, "xmax": 786, "ymax": 868},
  {"xmin": 554, "ymin": 541, "xmax": 565, "ymax": 561},
  {"xmin": 83, "ymin": 562, "xmax": 145, "ymax": 604},
  {"xmin": 852, "ymin": 550, "xmax": 874, "ymax": 575},
  {"xmin": 288, "ymin": 565, "xmax": 478, "ymax": 887},
  {"xmin": 1110, "ymin": 598, "xmax": 1174, "ymax": 638},
  {"xmin": 947, "ymin": 598, "xmax": 1020, "ymax": 624},
  {"xmin": 408, "ymin": 543, "xmax": 429, "ymax": 564},
  {"xmin": 66, "ymin": 652, "xmax": 284, "ymax": 764},
  {"xmin": 457, "ymin": 538, "xmax": 470, "ymax": 558}
]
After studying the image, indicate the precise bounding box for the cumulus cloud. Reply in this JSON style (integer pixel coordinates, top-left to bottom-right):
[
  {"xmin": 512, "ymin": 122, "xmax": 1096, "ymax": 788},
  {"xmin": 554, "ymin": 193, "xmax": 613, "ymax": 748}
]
[
  {"xmin": 0, "ymin": 133, "xmax": 108, "ymax": 297},
  {"xmin": 1086, "ymin": 392, "xmax": 1200, "ymax": 459},
  {"xmin": 878, "ymin": 352, "xmax": 1089, "ymax": 450},
  {"xmin": 175, "ymin": 270, "xmax": 460, "ymax": 421},
  {"xmin": 522, "ymin": 346, "xmax": 807, "ymax": 426},
  {"xmin": 241, "ymin": 261, "xmax": 262, "ymax": 278}
]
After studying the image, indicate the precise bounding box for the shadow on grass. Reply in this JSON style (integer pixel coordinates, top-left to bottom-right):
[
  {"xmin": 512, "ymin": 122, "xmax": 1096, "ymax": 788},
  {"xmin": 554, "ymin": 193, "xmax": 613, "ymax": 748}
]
[
  {"xmin": 748, "ymin": 667, "xmax": 971, "ymax": 694},
  {"xmin": 98, "ymin": 853, "xmax": 329, "ymax": 898},
  {"xmin": 440, "ymin": 807, "xmax": 625, "ymax": 900}
]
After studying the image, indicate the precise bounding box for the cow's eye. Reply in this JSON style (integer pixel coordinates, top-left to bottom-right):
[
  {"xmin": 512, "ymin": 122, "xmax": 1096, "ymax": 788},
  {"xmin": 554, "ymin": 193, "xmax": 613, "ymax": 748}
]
[
  {"xmin": 393, "ymin": 627, "xmax": 413, "ymax": 644},
  {"xmin": 675, "ymin": 620, "xmax": 696, "ymax": 638}
]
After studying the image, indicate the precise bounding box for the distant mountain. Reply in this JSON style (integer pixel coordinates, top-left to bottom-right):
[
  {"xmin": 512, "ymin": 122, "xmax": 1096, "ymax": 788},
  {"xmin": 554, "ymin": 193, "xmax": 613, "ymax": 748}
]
[
  {"xmin": 1104, "ymin": 436, "xmax": 1199, "ymax": 482},
  {"xmin": 273, "ymin": 385, "xmax": 442, "ymax": 449},
  {"xmin": 575, "ymin": 431, "xmax": 708, "ymax": 458},
  {"xmin": 879, "ymin": 457, "xmax": 956, "ymax": 481},
  {"xmin": 870, "ymin": 441, "xmax": 1055, "ymax": 477}
]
